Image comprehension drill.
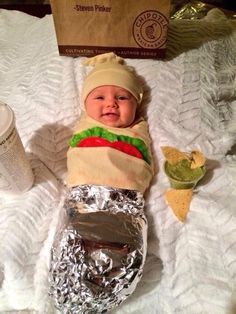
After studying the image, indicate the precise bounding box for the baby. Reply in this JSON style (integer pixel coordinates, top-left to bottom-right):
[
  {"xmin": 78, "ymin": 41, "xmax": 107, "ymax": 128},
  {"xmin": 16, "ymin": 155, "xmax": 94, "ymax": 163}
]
[{"xmin": 49, "ymin": 53, "xmax": 154, "ymax": 313}]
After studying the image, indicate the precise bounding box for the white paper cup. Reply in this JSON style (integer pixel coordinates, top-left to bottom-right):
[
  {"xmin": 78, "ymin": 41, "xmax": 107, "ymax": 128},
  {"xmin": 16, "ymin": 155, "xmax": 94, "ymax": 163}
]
[{"xmin": 0, "ymin": 102, "xmax": 34, "ymax": 194}]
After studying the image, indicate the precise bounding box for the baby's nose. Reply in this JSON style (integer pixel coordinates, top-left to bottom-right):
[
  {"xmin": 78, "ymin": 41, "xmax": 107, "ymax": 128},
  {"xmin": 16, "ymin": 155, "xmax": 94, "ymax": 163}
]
[{"xmin": 106, "ymin": 97, "xmax": 118, "ymax": 108}]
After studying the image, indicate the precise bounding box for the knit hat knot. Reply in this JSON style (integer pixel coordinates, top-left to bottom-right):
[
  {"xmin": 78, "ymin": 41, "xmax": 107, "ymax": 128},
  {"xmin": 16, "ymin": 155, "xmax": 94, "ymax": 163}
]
[{"xmin": 81, "ymin": 52, "xmax": 143, "ymax": 106}]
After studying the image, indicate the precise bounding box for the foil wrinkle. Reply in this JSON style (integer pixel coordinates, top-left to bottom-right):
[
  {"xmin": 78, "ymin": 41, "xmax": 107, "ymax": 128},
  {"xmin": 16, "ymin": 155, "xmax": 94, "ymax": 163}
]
[{"xmin": 49, "ymin": 185, "xmax": 147, "ymax": 313}]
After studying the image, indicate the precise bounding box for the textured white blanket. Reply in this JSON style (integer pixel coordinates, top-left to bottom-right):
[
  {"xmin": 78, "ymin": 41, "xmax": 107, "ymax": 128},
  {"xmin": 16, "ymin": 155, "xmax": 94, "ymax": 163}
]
[{"xmin": 0, "ymin": 8, "xmax": 236, "ymax": 314}]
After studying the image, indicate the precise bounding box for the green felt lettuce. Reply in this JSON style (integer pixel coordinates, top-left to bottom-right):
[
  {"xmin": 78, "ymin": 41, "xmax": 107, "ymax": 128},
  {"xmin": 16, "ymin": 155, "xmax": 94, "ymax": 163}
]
[{"xmin": 69, "ymin": 126, "xmax": 150, "ymax": 164}]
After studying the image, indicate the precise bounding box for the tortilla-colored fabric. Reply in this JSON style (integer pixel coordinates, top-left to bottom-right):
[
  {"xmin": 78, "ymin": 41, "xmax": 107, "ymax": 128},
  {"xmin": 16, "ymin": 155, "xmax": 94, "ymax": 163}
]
[{"xmin": 66, "ymin": 114, "xmax": 154, "ymax": 193}]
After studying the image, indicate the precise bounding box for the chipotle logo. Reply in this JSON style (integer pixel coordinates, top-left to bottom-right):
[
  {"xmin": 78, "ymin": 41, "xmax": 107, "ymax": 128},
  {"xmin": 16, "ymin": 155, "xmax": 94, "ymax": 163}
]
[{"xmin": 133, "ymin": 10, "xmax": 168, "ymax": 49}]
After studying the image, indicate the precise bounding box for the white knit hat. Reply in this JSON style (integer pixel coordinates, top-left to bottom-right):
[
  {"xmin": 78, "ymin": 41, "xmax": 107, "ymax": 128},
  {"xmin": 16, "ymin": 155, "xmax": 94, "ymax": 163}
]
[{"xmin": 81, "ymin": 52, "xmax": 143, "ymax": 106}]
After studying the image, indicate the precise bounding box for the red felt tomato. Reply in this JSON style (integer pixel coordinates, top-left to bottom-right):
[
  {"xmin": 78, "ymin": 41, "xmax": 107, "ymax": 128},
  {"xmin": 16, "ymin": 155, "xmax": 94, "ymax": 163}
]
[
  {"xmin": 110, "ymin": 141, "xmax": 142, "ymax": 159},
  {"xmin": 77, "ymin": 136, "xmax": 143, "ymax": 160},
  {"xmin": 77, "ymin": 137, "xmax": 111, "ymax": 147}
]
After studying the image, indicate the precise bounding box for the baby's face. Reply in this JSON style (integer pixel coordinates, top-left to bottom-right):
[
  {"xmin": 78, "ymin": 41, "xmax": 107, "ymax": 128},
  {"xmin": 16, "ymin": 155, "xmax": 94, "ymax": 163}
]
[{"xmin": 84, "ymin": 85, "xmax": 137, "ymax": 128}]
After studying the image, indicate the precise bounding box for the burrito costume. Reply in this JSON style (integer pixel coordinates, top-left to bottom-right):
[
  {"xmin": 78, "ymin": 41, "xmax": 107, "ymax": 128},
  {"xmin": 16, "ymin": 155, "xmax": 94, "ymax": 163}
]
[{"xmin": 48, "ymin": 53, "xmax": 154, "ymax": 313}]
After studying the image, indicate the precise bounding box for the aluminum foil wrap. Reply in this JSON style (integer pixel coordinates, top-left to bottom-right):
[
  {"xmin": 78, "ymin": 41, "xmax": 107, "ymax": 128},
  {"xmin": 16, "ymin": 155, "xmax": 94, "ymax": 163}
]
[{"xmin": 49, "ymin": 185, "xmax": 147, "ymax": 313}]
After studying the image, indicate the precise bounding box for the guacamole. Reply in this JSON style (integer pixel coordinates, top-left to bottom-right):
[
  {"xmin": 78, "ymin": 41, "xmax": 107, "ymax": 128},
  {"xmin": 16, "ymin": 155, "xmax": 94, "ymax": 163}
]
[
  {"xmin": 165, "ymin": 159, "xmax": 204, "ymax": 182},
  {"xmin": 164, "ymin": 159, "xmax": 206, "ymax": 189}
]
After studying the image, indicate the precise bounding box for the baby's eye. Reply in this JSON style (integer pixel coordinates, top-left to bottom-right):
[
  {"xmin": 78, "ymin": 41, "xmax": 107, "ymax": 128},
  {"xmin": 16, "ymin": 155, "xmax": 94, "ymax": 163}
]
[
  {"xmin": 116, "ymin": 95, "xmax": 128, "ymax": 100},
  {"xmin": 95, "ymin": 96, "xmax": 104, "ymax": 100}
]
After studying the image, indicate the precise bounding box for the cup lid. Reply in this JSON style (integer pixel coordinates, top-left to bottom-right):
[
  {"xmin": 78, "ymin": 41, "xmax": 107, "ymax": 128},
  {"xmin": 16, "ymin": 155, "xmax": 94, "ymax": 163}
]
[{"xmin": 0, "ymin": 102, "xmax": 14, "ymax": 137}]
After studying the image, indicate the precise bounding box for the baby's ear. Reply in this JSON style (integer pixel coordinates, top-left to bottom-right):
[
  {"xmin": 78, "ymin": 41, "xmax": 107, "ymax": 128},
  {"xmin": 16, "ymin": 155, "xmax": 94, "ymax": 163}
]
[{"xmin": 82, "ymin": 52, "xmax": 123, "ymax": 66}]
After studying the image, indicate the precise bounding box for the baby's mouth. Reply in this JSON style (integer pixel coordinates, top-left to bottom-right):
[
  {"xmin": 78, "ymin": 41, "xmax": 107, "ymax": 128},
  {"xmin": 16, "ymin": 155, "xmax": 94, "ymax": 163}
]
[
  {"xmin": 101, "ymin": 112, "xmax": 119, "ymax": 122},
  {"xmin": 102, "ymin": 112, "xmax": 119, "ymax": 117}
]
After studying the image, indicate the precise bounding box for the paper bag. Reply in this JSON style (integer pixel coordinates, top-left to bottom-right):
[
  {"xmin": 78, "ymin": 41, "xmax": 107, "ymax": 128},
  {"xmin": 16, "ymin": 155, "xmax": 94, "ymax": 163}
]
[{"xmin": 50, "ymin": 0, "xmax": 170, "ymax": 59}]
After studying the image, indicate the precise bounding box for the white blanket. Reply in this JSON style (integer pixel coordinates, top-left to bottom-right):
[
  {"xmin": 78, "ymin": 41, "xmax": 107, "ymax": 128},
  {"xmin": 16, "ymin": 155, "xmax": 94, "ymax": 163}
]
[{"xmin": 0, "ymin": 8, "xmax": 236, "ymax": 314}]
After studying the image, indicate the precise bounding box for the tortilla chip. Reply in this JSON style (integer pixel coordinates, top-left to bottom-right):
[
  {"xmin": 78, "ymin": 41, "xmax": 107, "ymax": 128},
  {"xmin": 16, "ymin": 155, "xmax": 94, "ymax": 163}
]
[
  {"xmin": 165, "ymin": 188, "xmax": 193, "ymax": 222},
  {"xmin": 190, "ymin": 150, "xmax": 206, "ymax": 169},
  {"xmin": 161, "ymin": 146, "xmax": 188, "ymax": 165}
]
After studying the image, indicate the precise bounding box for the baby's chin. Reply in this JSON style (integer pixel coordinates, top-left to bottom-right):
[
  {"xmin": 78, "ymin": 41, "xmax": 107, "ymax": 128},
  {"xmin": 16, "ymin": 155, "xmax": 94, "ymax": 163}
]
[
  {"xmin": 100, "ymin": 121, "xmax": 125, "ymax": 128},
  {"xmin": 86, "ymin": 114, "xmax": 133, "ymax": 128},
  {"xmin": 99, "ymin": 117, "xmax": 131, "ymax": 128}
]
